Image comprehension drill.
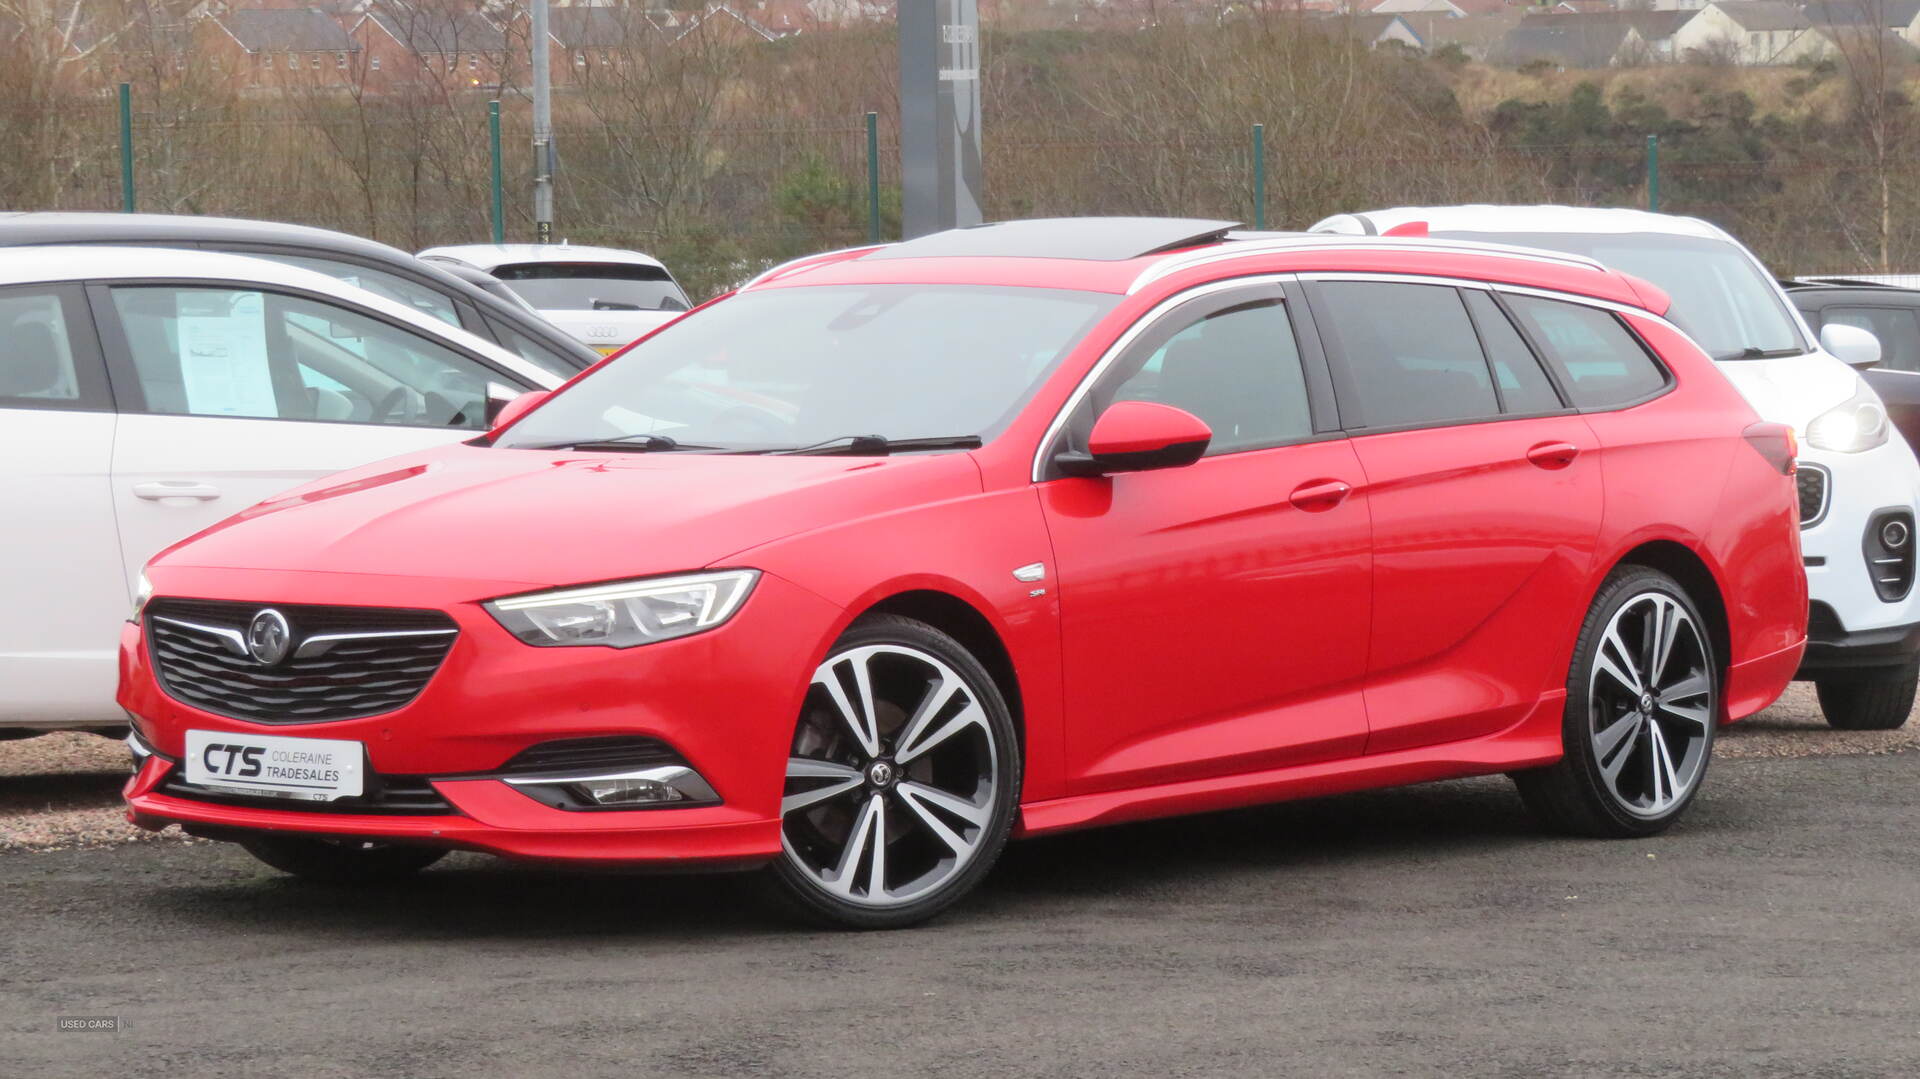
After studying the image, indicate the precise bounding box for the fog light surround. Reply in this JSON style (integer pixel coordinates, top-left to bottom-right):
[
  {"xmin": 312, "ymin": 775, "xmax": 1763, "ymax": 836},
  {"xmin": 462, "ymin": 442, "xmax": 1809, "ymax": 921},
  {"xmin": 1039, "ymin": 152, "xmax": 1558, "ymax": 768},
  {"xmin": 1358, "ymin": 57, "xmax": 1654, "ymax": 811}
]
[{"xmin": 503, "ymin": 764, "xmax": 720, "ymax": 811}]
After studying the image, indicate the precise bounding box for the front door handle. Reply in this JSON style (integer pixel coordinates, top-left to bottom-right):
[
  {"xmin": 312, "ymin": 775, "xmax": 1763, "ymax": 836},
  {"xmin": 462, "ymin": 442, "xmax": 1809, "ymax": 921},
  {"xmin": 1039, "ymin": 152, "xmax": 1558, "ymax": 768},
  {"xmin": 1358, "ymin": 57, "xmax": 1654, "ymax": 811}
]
[
  {"xmin": 1525, "ymin": 441, "xmax": 1580, "ymax": 470},
  {"xmin": 1288, "ymin": 479, "xmax": 1352, "ymax": 512},
  {"xmin": 132, "ymin": 481, "xmax": 222, "ymax": 502}
]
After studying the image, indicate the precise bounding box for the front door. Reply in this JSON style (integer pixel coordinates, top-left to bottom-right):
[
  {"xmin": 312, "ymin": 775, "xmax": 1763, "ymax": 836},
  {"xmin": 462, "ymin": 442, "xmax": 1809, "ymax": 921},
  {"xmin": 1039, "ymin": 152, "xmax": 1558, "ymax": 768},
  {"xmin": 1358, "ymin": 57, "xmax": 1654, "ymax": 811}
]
[{"xmin": 1039, "ymin": 281, "xmax": 1373, "ymax": 793}]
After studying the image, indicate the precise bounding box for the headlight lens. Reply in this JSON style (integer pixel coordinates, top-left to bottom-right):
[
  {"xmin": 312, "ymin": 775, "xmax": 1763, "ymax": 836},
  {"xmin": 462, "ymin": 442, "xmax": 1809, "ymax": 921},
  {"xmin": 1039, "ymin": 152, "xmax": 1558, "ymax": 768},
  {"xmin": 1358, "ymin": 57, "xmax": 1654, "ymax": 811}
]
[
  {"xmin": 1805, "ymin": 382, "xmax": 1891, "ymax": 453},
  {"xmin": 484, "ymin": 570, "xmax": 759, "ymax": 648},
  {"xmin": 130, "ymin": 570, "xmax": 154, "ymax": 623}
]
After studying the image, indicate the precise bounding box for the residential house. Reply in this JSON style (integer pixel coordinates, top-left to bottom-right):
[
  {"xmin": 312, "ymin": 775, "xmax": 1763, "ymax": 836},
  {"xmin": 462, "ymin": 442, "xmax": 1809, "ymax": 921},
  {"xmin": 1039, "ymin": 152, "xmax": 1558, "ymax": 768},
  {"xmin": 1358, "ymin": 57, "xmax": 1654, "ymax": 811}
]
[
  {"xmin": 1371, "ymin": 0, "xmax": 1512, "ymax": 18},
  {"xmin": 197, "ymin": 8, "xmax": 359, "ymax": 88},
  {"xmin": 1491, "ymin": 12, "xmax": 1653, "ymax": 65},
  {"xmin": 1399, "ymin": 10, "xmax": 1523, "ymax": 57},
  {"xmin": 1669, "ymin": 1, "xmax": 1835, "ymax": 63},
  {"xmin": 351, "ymin": 2, "xmax": 512, "ymax": 90},
  {"xmin": 542, "ymin": 6, "xmax": 660, "ymax": 83},
  {"xmin": 1314, "ymin": 12, "xmax": 1426, "ymax": 48}
]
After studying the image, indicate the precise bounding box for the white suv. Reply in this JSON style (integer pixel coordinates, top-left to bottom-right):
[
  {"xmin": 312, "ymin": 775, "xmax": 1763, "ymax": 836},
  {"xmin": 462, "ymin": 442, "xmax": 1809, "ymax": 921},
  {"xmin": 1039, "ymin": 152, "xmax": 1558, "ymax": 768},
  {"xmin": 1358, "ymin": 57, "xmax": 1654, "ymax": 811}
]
[{"xmin": 1314, "ymin": 206, "xmax": 1919, "ymax": 730}]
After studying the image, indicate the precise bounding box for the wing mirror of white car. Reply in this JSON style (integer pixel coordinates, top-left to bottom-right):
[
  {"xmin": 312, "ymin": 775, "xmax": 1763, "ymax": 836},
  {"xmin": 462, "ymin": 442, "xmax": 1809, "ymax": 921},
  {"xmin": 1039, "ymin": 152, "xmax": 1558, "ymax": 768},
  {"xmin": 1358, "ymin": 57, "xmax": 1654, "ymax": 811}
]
[{"xmin": 1821, "ymin": 322, "xmax": 1884, "ymax": 371}]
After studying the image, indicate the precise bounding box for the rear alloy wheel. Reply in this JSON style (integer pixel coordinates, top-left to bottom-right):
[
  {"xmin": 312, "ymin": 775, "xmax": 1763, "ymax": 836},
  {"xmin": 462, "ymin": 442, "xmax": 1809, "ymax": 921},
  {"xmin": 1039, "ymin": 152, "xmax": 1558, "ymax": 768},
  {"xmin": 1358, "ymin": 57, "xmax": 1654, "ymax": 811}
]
[
  {"xmin": 770, "ymin": 615, "xmax": 1019, "ymax": 929},
  {"xmin": 1815, "ymin": 662, "xmax": 1918, "ymax": 731},
  {"xmin": 1515, "ymin": 567, "xmax": 1718, "ymax": 837},
  {"xmin": 238, "ymin": 835, "xmax": 446, "ymax": 884}
]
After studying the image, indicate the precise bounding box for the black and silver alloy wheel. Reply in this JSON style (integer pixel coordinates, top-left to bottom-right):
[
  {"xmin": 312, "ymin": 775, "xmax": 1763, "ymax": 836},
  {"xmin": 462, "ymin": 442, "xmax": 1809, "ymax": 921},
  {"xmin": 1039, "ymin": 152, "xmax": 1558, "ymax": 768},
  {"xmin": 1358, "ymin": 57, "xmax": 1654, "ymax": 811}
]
[
  {"xmin": 1515, "ymin": 565, "xmax": 1719, "ymax": 838},
  {"xmin": 771, "ymin": 615, "xmax": 1018, "ymax": 929}
]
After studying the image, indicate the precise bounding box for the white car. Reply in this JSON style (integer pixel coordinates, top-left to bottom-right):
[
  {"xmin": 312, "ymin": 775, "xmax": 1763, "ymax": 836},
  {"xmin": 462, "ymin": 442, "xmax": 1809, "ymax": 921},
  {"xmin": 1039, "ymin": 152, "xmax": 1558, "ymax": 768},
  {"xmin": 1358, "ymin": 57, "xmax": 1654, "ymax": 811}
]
[
  {"xmin": 418, "ymin": 243, "xmax": 691, "ymax": 355},
  {"xmin": 0, "ymin": 247, "xmax": 562, "ymax": 733},
  {"xmin": 1314, "ymin": 206, "xmax": 1920, "ymax": 729}
]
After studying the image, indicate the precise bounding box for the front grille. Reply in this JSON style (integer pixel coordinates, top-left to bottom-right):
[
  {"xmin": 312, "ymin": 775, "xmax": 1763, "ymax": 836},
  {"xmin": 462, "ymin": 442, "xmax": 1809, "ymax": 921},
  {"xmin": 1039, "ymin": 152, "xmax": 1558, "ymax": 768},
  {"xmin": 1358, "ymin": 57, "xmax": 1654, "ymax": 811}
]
[
  {"xmin": 496, "ymin": 736, "xmax": 684, "ymax": 776},
  {"xmin": 159, "ymin": 767, "xmax": 455, "ymax": 815},
  {"xmin": 145, "ymin": 598, "xmax": 458, "ymax": 723},
  {"xmin": 1798, "ymin": 465, "xmax": 1830, "ymax": 528}
]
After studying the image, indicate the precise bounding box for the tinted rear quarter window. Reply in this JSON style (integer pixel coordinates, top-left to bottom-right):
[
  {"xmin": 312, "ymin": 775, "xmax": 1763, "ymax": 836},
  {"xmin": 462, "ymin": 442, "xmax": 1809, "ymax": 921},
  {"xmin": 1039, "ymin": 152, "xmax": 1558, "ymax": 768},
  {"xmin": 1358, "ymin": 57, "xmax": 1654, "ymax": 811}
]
[
  {"xmin": 1504, "ymin": 296, "xmax": 1667, "ymax": 409},
  {"xmin": 1462, "ymin": 290, "xmax": 1564, "ymax": 414},
  {"xmin": 1314, "ymin": 281, "xmax": 1498, "ymax": 429}
]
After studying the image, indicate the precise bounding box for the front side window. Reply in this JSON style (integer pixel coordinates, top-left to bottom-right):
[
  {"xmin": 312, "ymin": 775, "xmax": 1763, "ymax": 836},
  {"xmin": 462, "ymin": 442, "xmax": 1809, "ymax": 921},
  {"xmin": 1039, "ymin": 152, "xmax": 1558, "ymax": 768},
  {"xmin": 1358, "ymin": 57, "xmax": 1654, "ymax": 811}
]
[
  {"xmin": 497, "ymin": 284, "xmax": 1119, "ymax": 451},
  {"xmin": 109, "ymin": 286, "xmax": 500, "ymax": 429},
  {"xmin": 492, "ymin": 262, "xmax": 691, "ymax": 313},
  {"xmin": 245, "ymin": 252, "xmax": 462, "ymax": 328},
  {"xmin": 482, "ymin": 314, "xmax": 586, "ymax": 380},
  {"xmin": 1823, "ymin": 306, "xmax": 1920, "ymax": 372},
  {"xmin": 1505, "ymin": 295, "xmax": 1669, "ymax": 409},
  {"xmin": 1102, "ymin": 298, "xmax": 1312, "ymax": 455},
  {"xmin": 1314, "ymin": 281, "xmax": 1499, "ymax": 429}
]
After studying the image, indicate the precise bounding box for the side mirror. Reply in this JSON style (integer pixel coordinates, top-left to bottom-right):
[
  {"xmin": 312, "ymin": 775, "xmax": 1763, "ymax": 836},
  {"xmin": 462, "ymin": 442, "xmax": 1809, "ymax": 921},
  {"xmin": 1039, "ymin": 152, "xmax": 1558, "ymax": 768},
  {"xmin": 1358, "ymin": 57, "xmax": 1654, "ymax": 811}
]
[
  {"xmin": 1822, "ymin": 322, "xmax": 1883, "ymax": 371},
  {"xmin": 1056, "ymin": 401, "xmax": 1212, "ymax": 477},
  {"xmin": 488, "ymin": 388, "xmax": 549, "ymax": 432}
]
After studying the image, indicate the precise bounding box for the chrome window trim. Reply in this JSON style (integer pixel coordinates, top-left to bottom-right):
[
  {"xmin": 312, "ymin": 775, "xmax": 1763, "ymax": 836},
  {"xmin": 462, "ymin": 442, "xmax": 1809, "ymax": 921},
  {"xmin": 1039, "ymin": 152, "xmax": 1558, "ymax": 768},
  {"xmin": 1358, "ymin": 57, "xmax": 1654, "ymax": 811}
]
[
  {"xmin": 149, "ymin": 616, "xmax": 248, "ymax": 658},
  {"xmin": 294, "ymin": 628, "xmax": 459, "ymax": 660},
  {"xmin": 1028, "ymin": 274, "xmax": 1291, "ymax": 483},
  {"xmin": 1129, "ymin": 238, "xmax": 1606, "ymax": 295}
]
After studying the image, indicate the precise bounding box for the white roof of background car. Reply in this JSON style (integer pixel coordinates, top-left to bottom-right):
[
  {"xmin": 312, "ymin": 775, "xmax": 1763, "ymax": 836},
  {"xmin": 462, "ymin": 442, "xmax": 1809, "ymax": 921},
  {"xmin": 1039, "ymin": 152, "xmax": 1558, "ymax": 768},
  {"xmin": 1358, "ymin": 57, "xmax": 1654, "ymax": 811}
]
[
  {"xmin": 0, "ymin": 245, "xmax": 562, "ymax": 389},
  {"xmin": 1310, "ymin": 204, "xmax": 1734, "ymax": 242},
  {"xmin": 417, "ymin": 242, "xmax": 668, "ymax": 272}
]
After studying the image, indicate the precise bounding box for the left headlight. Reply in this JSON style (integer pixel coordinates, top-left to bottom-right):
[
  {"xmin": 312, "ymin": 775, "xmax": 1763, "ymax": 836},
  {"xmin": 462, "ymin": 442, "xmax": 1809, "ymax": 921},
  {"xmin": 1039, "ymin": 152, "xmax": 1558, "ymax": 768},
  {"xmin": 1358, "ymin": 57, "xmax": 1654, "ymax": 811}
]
[
  {"xmin": 484, "ymin": 570, "xmax": 760, "ymax": 648},
  {"xmin": 130, "ymin": 570, "xmax": 154, "ymax": 623},
  {"xmin": 1805, "ymin": 381, "xmax": 1891, "ymax": 454}
]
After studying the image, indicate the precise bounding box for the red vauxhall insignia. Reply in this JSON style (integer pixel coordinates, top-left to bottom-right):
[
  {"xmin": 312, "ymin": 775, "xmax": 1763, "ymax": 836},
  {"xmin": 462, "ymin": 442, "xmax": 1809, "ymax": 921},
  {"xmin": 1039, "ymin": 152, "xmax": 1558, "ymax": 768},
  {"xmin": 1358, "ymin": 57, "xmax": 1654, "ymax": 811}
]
[{"xmin": 122, "ymin": 219, "xmax": 1807, "ymax": 928}]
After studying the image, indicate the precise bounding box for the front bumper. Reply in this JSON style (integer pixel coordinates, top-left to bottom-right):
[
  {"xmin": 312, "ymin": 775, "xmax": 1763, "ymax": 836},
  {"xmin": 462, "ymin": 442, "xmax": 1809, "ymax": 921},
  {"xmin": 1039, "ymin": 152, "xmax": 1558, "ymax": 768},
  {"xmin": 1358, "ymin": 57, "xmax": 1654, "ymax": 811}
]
[
  {"xmin": 119, "ymin": 566, "xmax": 843, "ymax": 865},
  {"xmin": 1796, "ymin": 604, "xmax": 1920, "ymax": 676}
]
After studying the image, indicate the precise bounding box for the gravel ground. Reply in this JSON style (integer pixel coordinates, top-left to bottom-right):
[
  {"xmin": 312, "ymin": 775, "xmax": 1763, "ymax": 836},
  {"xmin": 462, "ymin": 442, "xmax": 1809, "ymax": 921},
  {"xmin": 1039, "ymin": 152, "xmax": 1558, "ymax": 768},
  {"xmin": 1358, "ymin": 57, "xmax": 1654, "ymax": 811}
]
[{"xmin": 1, "ymin": 680, "xmax": 1911, "ymax": 852}]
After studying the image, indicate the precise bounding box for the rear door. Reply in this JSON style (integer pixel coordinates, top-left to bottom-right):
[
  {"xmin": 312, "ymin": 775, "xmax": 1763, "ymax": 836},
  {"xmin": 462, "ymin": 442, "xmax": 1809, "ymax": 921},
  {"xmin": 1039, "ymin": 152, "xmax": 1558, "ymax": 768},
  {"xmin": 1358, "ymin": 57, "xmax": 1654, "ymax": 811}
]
[
  {"xmin": 0, "ymin": 283, "xmax": 126, "ymax": 725},
  {"xmin": 1302, "ymin": 276, "xmax": 1606, "ymax": 753},
  {"xmin": 93, "ymin": 280, "xmax": 535, "ymax": 592}
]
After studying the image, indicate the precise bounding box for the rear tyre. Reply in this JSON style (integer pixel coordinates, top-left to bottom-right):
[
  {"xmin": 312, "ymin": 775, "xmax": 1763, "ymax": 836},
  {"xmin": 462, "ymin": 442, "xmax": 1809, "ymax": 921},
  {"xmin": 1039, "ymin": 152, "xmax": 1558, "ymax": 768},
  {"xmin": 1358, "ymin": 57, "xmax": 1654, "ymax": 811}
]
[
  {"xmin": 238, "ymin": 835, "xmax": 446, "ymax": 883},
  {"xmin": 1514, "ymin": 565, "xmax": 1719, "ymax": 838},
  {"xmin": 768, "ymin": 614, "xmax": 1020, "ymax": 930},
  {"xmin": 1815, "ymin": 662, "xmax": 1918, "ymax": 731}
]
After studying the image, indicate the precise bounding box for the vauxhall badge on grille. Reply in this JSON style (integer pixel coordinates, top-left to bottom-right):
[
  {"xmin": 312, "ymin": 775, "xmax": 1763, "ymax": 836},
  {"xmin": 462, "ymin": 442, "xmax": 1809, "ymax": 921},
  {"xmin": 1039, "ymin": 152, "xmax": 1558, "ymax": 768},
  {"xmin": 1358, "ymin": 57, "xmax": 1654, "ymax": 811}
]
[{"xmin": 245, "ymin": 609, "xmax": 293, "ymax": 666}]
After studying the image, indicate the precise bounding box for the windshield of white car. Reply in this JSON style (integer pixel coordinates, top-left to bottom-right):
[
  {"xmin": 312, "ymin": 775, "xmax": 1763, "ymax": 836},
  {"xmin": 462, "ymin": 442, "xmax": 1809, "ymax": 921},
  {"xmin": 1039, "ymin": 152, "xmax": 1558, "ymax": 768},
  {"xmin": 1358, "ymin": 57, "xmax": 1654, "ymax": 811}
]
[
  {"xmin": 495, "ymin": 283, "xmax": 1120, "ymax": 453},
  {"xmin": 1434, "ymin": 230, "xmax": 1807, "ymax": 360},
  {"xmin": 491, "ymin": 262, "xmax": 690, "ymax": 313}
]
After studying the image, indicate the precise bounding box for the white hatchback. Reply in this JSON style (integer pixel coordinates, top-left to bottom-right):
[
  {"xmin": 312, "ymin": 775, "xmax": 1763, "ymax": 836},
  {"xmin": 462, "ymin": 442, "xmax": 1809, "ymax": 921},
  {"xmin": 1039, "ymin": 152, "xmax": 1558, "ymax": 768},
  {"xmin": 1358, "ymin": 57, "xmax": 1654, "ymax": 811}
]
[
  {"xmin": 1314, "ymin": 206, "xmax": 1920, "ymax": 729},
  {"xmin": 418, "ymin": 243, "xmax": 691, "ymax": 356},
  {"xmin": 0, "ymin": 247, "xmax": 561, "ymax": 732}
]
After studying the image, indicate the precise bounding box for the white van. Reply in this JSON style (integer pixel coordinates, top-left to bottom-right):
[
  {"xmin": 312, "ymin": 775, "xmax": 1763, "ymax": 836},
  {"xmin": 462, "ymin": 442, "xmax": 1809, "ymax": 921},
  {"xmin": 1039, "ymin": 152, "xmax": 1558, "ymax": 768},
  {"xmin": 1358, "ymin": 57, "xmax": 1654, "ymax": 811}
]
[{"xmin": 1314, "ymin": 206, "xmax": 1918, "ymax": 729}]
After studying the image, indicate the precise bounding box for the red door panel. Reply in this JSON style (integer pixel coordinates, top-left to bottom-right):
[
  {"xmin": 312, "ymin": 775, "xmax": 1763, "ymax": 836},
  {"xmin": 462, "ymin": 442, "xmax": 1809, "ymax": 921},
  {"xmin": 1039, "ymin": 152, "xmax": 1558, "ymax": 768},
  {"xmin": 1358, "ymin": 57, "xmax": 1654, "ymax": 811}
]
[
  {"xmin": 1355, "ymin": 416, "xmax": 1603, "ymax": 753},
  {"xmin": 1042, "ymin": 439, "xmax": 1372, "ymax": 793}
]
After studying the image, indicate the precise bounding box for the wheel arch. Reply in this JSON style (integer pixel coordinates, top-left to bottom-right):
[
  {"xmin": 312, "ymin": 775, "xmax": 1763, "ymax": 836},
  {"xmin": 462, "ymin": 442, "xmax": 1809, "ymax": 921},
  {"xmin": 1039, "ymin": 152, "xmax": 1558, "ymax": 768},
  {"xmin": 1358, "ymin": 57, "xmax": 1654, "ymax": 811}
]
[
  {"xmin": 856, "ymin": 589, "xmax": 1027, "ymax": 757},
  {"xmin": 1614, "ymin": 539, "xmax": 1733, "ymax": 695}
]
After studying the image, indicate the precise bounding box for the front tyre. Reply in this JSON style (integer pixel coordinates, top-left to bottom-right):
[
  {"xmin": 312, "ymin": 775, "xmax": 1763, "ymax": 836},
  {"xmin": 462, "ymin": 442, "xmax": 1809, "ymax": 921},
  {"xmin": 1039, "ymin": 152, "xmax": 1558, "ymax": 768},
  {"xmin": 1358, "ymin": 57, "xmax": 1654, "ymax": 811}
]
[
  {"xmin": 1515, "ymin": 566, "xmax": 1719, "ymax": 838},
  {"xmin": 769, "ymin": 615, "xmax": 1020, "ymax": 930},
  {"xmin": 238, "ymin": 835, "xmax": 446, "ymax": 883},
  {"xmin": 1815, "ymin": 662, "xmax": 1918, "ymax": 730}
]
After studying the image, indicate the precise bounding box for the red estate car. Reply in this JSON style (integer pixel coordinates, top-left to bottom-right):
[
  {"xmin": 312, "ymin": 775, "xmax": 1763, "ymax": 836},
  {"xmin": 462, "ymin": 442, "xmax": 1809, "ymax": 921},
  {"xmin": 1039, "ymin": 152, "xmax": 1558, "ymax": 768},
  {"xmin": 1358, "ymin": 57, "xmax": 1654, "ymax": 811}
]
[{"xmin": 122, "ymin": 219, "xmax": 1807, "ymax": 928}]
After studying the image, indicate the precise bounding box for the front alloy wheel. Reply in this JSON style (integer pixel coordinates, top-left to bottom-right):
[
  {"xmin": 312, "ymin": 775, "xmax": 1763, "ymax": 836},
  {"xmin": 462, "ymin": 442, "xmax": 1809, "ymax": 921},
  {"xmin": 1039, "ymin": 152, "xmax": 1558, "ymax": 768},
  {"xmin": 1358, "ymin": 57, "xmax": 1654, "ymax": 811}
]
[
  {"xmin": 1516, "ymin": 566, "xmax": 1718, "ymax": 837},
  {"xmin": 770, "ymin": 615, "xmax": 1019, "ymax": 929}
]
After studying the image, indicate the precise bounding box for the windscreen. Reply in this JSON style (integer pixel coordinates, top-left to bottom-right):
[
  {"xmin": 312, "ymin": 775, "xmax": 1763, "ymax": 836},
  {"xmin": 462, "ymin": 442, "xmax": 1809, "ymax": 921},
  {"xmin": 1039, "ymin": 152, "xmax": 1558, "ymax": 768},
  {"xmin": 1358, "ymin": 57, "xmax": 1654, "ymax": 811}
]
[
  {"xmin": 496, "ymin": 283, "xmax": 1120, "ymax": 452},
  {"xmin": 1435, "ymin": 230, "xmax": 1806, "ymax": 360},
  {"xmin": 493, "ymin": 262, "xmax": 691, "ymax": 313}
]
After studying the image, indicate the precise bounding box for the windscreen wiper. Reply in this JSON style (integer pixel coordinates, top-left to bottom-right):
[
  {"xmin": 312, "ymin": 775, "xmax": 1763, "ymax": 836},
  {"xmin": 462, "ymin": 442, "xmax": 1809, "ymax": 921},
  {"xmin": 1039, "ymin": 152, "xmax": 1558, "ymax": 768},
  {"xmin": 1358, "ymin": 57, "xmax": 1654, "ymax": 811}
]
[
  {"xmin": 772, "ymin": 434, "xmax": 984, "ymax": 457},
  {"xmin": 523, "ymin": 434, "xmax": 725, "ymax": 452},
  {"xmin": 1713, "ymin": 346, "xmax": 1805, "ymax": 361}
]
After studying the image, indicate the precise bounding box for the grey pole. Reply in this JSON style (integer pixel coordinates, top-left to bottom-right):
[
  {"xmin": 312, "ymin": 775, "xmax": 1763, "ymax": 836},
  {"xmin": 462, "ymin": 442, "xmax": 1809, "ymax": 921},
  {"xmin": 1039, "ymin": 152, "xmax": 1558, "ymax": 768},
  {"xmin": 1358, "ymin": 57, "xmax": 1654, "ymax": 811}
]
[
  {"xmin": 531, "ymin": 0, "xmax": 554, "ymax": 243},
  {"xmin": 899, "ymin": 0, "xmax": 982, "ymax": 239}
]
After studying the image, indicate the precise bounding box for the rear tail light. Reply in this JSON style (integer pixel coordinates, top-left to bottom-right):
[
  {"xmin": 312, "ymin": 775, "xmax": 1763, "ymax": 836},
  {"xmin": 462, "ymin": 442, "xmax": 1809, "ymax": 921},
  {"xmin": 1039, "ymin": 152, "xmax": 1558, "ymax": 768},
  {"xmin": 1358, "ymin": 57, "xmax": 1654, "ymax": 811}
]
[{"xmin": 1743, "ymin": 421, "xmax": 1797, "ymax": 476}]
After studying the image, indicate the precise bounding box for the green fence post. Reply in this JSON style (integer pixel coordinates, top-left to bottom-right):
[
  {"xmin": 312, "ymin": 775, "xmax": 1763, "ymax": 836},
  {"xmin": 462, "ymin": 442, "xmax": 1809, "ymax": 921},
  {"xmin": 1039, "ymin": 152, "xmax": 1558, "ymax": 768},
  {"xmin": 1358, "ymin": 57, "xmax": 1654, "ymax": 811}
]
[
  {"xmin": 118, "ymin": 83, "xmax": 135, "ymax": 213},
  {"xmin": 866, "ymin": 111, "xmax": 882, "ymax": 244},
  {"xmin": 1252, "ymin": 123, "xmax": 1266, "ymax": 230},
  {"xmin": 489, "ymin": 101, "xmax": 505, "ymax": 244},
  {"xmin": 1646, "ymin": 134, "xmax": 1659, "ymax": 214}
]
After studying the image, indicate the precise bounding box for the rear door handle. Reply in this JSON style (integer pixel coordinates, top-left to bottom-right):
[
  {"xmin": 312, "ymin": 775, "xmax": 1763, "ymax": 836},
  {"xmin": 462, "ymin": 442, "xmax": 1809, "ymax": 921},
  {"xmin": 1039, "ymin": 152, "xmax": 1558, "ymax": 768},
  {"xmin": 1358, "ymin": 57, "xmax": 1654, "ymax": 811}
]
[
  {"xmin": 1288, "ymin": 479, "xmax": 1352, "ymax": 512},
  {"xmin": 1525, "ymin": 441, "xmax": 1580, "ymax": 470},
  {"xmin": 132, "ymin": 481, "xmax": 222, "ymax": 502}
]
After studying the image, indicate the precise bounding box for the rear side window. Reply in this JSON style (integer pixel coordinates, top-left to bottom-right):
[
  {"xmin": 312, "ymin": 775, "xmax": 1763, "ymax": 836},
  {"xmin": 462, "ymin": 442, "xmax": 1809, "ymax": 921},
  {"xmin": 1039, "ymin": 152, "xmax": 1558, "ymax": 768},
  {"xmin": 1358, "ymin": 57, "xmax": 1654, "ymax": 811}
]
[
  {"xmin": 1314, "ymin": 282, "xmax": 1499, "ymax": 429},
  {"xmin": 1463, "ymin": 290, "xmax": 1563, "ymax": 414},
  {"xmin": 1505, "ymin": 296, "xmax": 1668, "ymax": 409},
  {"xmin": 1824, "ymin": 306, "xmax": 1920, "ymax": 372}
]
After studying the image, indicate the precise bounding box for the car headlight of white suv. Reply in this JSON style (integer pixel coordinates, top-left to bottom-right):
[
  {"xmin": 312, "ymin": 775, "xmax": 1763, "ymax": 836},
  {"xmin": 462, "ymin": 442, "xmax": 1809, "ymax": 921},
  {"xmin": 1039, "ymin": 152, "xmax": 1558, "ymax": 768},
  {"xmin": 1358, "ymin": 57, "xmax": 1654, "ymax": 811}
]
[{"xmin": 1805, "ymin": 382, "xmax": 1891, "ymax": 454}]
